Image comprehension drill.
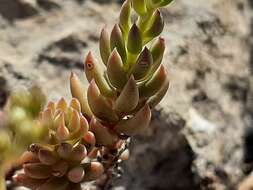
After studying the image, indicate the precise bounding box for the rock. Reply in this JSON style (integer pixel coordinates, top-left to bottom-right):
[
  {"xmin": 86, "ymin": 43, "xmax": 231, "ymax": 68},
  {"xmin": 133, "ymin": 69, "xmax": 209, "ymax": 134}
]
[
  {"xmin": 38, "ymin": 34, "xmax": 88, "ymax": 70},
  {"xmin": 0, "ymin": 0, "xmax": 252, "ymax": 189},
  {"xmin": 0, "ymin": 76, "xmax": 9, "ymax": 108},
  {"xmin": 36, "ymin": 0, "xmax": 61, "ymax": 11},
  {"xmin": 0, "ymin": 0, "xmax": 38, "ymax": 22},
  {"xmin": 114, "ymin": 109, "xmax": 200, "ymax": 190},
  {"xmin": 239, "ymin": 174, "xmax": 253, "ymax": 190},
  {"xmin": 189, "ymin": 108, "xmax": 217, "ymax": 133}
]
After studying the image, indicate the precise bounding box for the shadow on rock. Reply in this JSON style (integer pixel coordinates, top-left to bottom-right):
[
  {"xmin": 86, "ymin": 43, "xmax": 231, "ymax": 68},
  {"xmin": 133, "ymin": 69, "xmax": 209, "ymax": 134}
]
[
  {"xmin": 0, "ymin": 76, "xmax": 9, "ymax": 108},
  {"xmin": 114, "ymin": 109, "xmax": 200, "ymax": 190},
  {"xmin": 0, "ymin": 0, "xmax": 38, "ymax": 22}
]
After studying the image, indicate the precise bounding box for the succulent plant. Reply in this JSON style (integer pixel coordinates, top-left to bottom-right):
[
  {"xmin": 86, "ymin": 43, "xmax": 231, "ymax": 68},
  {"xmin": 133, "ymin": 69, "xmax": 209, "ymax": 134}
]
[
  {"xmin": 69, "ymin": 0, "xmax": 173, "ymax": 187},
  {"xmin": 70, "ymin": 0, "xmax": 172, "ymax": 147},
  {"xmin": 13, "ymin": 98, "xmax": 104, "ymax": 190},
  {"xmin": 0, "ymin": 86, "xmax": 47, "ymax": 190},
  {"xmin": 1, "ymin": 0, "xmax": 174, "ymax": 189}
]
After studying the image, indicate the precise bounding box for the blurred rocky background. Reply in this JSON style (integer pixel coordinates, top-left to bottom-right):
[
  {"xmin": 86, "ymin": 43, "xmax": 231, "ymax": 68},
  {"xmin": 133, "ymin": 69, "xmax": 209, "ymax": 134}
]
[{"xmin": 0, "ymin": 0, "xmax": 253, "ymax": 189}]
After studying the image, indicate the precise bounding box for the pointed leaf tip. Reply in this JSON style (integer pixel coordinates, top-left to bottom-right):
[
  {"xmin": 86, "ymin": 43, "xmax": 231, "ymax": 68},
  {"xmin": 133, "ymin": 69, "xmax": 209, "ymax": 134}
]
[
  {"xmin": 110, "ymin": 24, "xmax": 127, "ymax": 63},
  {"xmin": 84, "ymin": 51, "xmax": 95, "ymax": 73},
  {"xmin": 132, "ymin": 47, "xmax": 153, "ymax": 80},
  {"xmin": 148, "ymin": 77, "xmax": 169, "ymax": 108},
  {"xmin": 127, "ymin": 23, "xmax": 142, "ymax": 55},
  {"xmin": 100, "ymin": 27, "xmax": 111, "ymax": 66},
  {"xmin": 139, "ymin": 65, "xmax": 168, "ymax": 98},
  {"xmin": 88, "ymin": 80, "xmax": 118, "ymax": 123},
  {"xmin": 119, "ymin": 0, "xmax": 131, "ymax": 37},
  {"xmin": 144, "ymin": 10, "xmax": 164, "ymax": 41},
  {"xmin": 84, "ymin": 52, "xmax": 115, "ymax": 97},
  {"xmin": 115, "ymin": 75, "xmax": 139, "ymax": 114},
  {"xmin": 57, "ymin": 98, "xmax": 67, "ymax": 111},
  {"xmin": 107, "ymin": 48, "xmax": 128, "ymax": 89},
  {"xmin": 70, "ymin": 72, "xmax": 93, "ymax": 117},
  {"xmin": 70, "ymin": 98, "xmax": 81, "ymax": 113}
]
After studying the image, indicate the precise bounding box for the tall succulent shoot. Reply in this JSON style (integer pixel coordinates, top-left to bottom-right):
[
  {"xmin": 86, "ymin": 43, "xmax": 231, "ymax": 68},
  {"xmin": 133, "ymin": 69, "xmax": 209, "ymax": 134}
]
[
  {"xmin": 6, "ymin": 0, "xmax": 174, "ymax": 189},
  {"xmin": 78, "ymin": 0, "xmax": 171, "ymax": 141},
  {"xmin": 71, "ymin": 0, "xmax": 172, "ymax": 187}
]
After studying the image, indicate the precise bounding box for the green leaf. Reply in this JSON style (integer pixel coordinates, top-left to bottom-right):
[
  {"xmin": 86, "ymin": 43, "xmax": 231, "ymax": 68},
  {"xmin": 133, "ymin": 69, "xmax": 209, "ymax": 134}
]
[
  {"xmin": 99, "ymin": 27, "xmax": 111, "ymax": 66},
  {"xmin": 115, "ymin": 76, "xmax": 139, "ymax": 114},
  {"xmin": 87, "ymin": 80, "xmax": 119, "ymax": 123},
  {"xmin": 132, "ymin": 0, "xmax": 147, "ymax": 15},
  {"xmin": 131, "ymin": 47, "xmax": 153, "ymax": 80},
  {"xmin": 116, "ymin": 104, "xmax": 151, "ymax": 136},
  {"xmin": 110, "ymin": 24, "xmax": 127, "ymax": 63},
  {"xmin": 84, "ymin": 52, "xmax": 115, "ymax": 97},
  {"xmin": 127, "ymin": 23, "xmax": 143, "ymax": 55},
  {"xmin": 160, "ymin": 0, "xmax": 174, "ymax": 6},
  {"xmin": 148, "ymin": 37, "xmax": 165, "ymax": 76},
  {"xmin": 144, "ymin": 10, "xmax": 164, "ymax": 42},
  {"xmin": 147, "ymin": 77, "xmax": 169, "ymax": 108},
  {"xmin": 107, "ymin": 49, "xmax": 128, "ymax": 90},
  {"xmin": 119, "ymin": 0, "xmax": 131, "ymax": 37},
  {"xmin": 139, "ymin": 65, "xmax": 168, "ymax": 98},
  {"xmin": 70, "ymin": 72, "xmax": 93, "ymax": 117}
]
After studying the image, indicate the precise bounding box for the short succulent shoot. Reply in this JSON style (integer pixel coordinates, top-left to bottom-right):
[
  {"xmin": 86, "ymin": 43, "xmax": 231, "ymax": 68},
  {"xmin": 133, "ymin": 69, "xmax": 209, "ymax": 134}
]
[{"xmin": 0, "ymin": 0, "xmax": 174, "ymax": 189}]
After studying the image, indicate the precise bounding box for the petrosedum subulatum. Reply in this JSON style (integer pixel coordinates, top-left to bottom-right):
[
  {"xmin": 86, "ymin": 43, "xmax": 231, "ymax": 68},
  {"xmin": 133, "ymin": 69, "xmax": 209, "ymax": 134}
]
[{"xmin": 0, "ymin": 0, "xmax": 174, "ymax": 189}]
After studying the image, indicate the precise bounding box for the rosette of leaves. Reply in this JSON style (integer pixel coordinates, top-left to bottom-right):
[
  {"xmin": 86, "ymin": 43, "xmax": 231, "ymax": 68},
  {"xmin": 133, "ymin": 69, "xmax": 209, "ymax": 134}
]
[
  {"xmin": 6, "ymin": 86, "xmax": 48, "ymax": 149},
  {"xmin": 14, "ymin": 98, "xmax": 104, "ymax": 190}
]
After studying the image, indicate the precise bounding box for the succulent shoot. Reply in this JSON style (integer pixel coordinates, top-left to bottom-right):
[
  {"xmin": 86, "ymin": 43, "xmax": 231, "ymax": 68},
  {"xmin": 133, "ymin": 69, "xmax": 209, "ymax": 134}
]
[
  {"xmin": 3, "ymin": 0, "xmax": 174, "ymax": 189},
  {"xmin": 71, "ymin": 0, "xmax": 172, "ymax": 144},
  {"xmin": 69, "ymin": 0, "xmax": 172, "ymax": 187}
]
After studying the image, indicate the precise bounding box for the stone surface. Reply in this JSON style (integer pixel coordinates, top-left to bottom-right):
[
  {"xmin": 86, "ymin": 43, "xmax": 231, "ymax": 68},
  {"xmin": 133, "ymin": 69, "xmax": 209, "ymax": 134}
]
[
  {"xmin": 0, "ymin": 0, "xmax": 252, "ymax": 189},
  {"xmin": 114, "ymin": 109, "xmax": 199, "ymax": 190}
]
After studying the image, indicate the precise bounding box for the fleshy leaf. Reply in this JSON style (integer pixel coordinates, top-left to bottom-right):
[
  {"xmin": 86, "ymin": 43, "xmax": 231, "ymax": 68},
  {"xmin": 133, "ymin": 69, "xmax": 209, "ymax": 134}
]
[
  {"xmin": 99, "ymin": 27, "xmax": 111, "ymax": 66},
  {"xmin": 144, "ymin": 10, "xmax": 164, "ymax": 42},
  {"xmin": 38, "ymin": 148, "xmax": 58, "ymax": 165},
  {"xmin": 131, "ymin": 47, "xmax": 153, "ymax": 80},
  {"xmin": 70, "ymin": 72, "xmax": 93, "ymax": 117},
  {"xmin": 119, "ymin": 0, "xmax": 131, "ymax": 37},
  {"xmin": 107, "ymin": 49, "xmax": 128, "ymax": 90},
  {"xmin": 90, "ymin": 117, "xmax": 118, "ymax": 146},
  {"xmin": 69, "ymin": 144, "xmax": 87, "ymax": 162},
  {"xmin": 116, "ymin": 104, "xmax": 151, "ymax": 136},
  {"xmin": 110, "ymin": 24, "xmax": 127, "ymax": 63},
  {"xmin": 150, "ymin": 37, "xmax": 165, "ymax": 73},
  {"xmin": 87, "ymin": 80, "xmax": 118, "ymax": 123},
  {"xmin": 36, "ymin": 177, "xmax": 69, "ymax": 190},
  {"xmin": 70, "ymin": 98, "xmax": 81, "ymax": 113},
  {"xmin": 132, "ymin": 0, "xmax": 147, "ymax": 15},
  {"xmin": 115, "ymin": 76, "xmax": 139, "ymax": 115},
  {"xmin": 127, "ymin": 23, "xmax": 143, "ymax": 55},
  {"xmin": 139, "ymin": 65, "xmax": 168, "ymax": 98},
  {"xmin": 148, "ymin": 77, "xmax": 170, "ymax": 108},
  {"xmin": 24, "ymin": 163, "xmax": 51, "ymax": 179},
  {"xmin": 84, "ymin": 52, "xmax": 114, "ymax": 97},
  {"xmin": 67, "ymin": 167, "xmax": 85, "ymax": 183},
  {"xmin": 160, "ymin": 0, "xmax": 174, "ymax": 6},
  {"xmin": 13, "ymin": 174, "xmax": 45, "ymax": 189}
]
